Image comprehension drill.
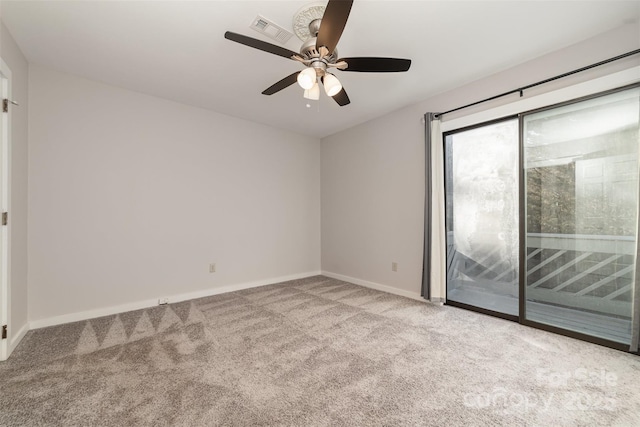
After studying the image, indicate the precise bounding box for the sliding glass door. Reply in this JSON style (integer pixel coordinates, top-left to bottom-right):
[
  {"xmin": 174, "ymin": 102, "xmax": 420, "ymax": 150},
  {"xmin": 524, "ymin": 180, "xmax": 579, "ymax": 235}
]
[
  {"xmin": 444, "ymin": 119, "xmax": 519, "ymax": 317},
  {"xmin": 443, "ymin": 84, "xmax": 640, "ymax": 348},
  {"xmin": 522, "ymin": 86, "xmax": 640, "ymax": 345}
]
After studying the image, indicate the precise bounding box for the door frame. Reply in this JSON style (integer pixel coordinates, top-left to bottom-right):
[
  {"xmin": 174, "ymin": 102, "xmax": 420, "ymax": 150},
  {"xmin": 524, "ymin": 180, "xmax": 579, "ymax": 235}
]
[
  {"xmin": 438, "ymin": 67, "xmax": 640, "ymax": 353},
  {"xmin": 442, "ymin": 115, "xmax": 520, "ymax": 323},
  {"xmin": 0, "ymin": 57, "xmax": 11, "ymax": 361},
  {"xmin": 517, "ymin": 83, "xmax": 640, "ymax": 353}
]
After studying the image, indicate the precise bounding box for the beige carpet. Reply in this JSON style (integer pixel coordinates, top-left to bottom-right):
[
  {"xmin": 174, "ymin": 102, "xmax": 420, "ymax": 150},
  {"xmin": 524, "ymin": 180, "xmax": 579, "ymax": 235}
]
[{"xmin": 1, "ymin": 275, "xmax": 639, "ymax": 426}]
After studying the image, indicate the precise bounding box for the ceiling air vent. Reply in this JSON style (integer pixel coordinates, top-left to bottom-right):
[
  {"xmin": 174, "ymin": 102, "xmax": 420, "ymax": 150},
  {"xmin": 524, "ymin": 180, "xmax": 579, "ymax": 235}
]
[{"xmin": 250, "ymin": 15, "xmax": 293, "ymax": 44}]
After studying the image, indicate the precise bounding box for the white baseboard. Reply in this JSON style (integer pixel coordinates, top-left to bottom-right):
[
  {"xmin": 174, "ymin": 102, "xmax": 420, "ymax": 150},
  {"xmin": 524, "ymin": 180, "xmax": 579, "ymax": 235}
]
[
  {"xmin": 0, "ymin": 321, "xmax": 29, "ymax": 361},
  {"xmin": 9, "ymin": 322, "xmax": 29, "ymax": 356},
  {"xmin": 321, "ymin": 271, "xmax": 427, "ymax": 302},
  {"xmin": 29, "ymin": 271, "xmax": 322, "ymax": 330}
]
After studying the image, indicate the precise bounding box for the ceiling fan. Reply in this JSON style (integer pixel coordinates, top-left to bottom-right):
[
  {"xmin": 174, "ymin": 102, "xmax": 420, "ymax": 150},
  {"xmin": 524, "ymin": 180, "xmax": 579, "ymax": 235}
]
[{"xmin": 224, "ymin": 0, "xmax": 411, "ymax": 106}]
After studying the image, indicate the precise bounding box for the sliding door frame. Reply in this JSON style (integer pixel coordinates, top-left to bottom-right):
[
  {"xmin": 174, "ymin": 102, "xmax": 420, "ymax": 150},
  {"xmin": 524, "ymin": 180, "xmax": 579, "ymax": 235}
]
[
  {"xmin": 442, "ymin": 82, "xmax": 640, "ymax": 353},
  {"xmin": 443, "ymin": 115, "xmax": 520, "ymax": 323},
  {"xmin": 517, "ymin": 82, "xmax": 640, "ymax": 353}
]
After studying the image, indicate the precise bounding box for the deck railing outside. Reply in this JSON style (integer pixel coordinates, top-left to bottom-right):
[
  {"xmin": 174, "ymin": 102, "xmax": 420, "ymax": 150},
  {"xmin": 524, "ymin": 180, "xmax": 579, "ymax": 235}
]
[
  {"xmin": 447, "ymin": 232, "xmax": 635, "ymax": 318},
  {"xmin": 526, "ymin": 233, "xmax": 634, "ymax": 318}
]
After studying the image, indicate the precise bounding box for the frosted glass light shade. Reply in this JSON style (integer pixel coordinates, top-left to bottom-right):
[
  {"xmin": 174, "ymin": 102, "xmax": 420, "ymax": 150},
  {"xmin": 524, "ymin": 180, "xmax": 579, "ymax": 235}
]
[
  {"xmin": 303, "ymin": 82, "xmax": 320, "ymax": 100},
  {"xmin": 297, "ymin": 67, "xmax": 317, "ymax": 90},
  {"xmin": 323, "ymin": 73, "xmax": 342, "ymax": 97}
]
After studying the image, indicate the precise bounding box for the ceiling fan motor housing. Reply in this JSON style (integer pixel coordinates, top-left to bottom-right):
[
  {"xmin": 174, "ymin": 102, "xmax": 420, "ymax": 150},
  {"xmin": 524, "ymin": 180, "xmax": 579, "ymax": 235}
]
[
  {"xmin": 308, "ymin": 19, "xmax": 322, "ymax": 37},
  {"xmin": 300, "ymin": 34, "xmax": 338, "ymax": 58},
  {"xmin": 299, "ymin": 20, "xmax": 339, "ymax": 79}
]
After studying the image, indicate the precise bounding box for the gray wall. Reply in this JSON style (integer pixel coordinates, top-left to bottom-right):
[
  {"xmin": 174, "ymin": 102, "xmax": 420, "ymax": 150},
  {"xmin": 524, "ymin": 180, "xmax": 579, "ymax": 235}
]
[
  {"xmin": 320, "ymin": 23, "xmax": 640, "ymax": 297},
  {"xmin": 28, "ymin": 66, "xmax": 320, "ymax": 324}
]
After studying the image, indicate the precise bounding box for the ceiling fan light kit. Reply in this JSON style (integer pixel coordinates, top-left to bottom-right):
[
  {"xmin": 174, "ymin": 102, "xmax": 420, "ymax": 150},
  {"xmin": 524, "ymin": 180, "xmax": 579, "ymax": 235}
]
[
  {"xmin": 224, "ymin": 0, "xmax": 412, "ymax": 107},
  {"xmin": 303, "ymin": 82, "xmax": 321, "ymax": 100},
  {"xmin": 323, "ymin": 73, "xmax": 342, "ymax": 97},
  {"xmin": 297, "ymin": 67, "xmax": 317, "ymax": 89}
]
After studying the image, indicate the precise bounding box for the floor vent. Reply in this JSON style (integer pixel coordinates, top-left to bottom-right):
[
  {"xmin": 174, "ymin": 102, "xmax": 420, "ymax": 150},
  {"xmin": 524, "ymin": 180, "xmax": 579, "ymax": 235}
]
[{"xmin": 250, "ymin": 15, "xmax": 293, "ymax": 44}]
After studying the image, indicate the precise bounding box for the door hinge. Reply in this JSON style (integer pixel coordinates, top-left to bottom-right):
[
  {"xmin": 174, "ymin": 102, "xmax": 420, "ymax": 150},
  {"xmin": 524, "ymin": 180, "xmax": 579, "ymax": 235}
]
[
  {"xmin": 1, "ymin": 325, "xmax": 6, "ymax": 340},
  {"xmin": 1, "ymin": 212, "xmax": 6, "ymax": 226},
  {"xmin": 2, "ymin": 99, "xmax": 18, "ymax": 113}
]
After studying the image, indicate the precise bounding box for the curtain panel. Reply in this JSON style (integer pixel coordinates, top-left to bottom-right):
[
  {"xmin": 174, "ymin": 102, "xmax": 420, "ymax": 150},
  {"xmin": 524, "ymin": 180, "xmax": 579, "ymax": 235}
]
[{"xmin": 423, "ymin": 114, "xmax": 446, "ymax": 303}]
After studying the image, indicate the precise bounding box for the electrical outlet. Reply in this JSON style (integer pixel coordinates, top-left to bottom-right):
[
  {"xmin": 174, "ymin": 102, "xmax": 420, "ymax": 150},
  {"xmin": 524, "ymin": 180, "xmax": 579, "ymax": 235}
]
[
  {"xmin": 392, "ymin": 262, "xmax": 398, "ymax": 272},
  {"xmin": 158, "ymin": 297, "xmax": 169, "ymax": 305},
  {"xmin": 209, "ymin": 263, "xmax": 216, "ymax": 273}
]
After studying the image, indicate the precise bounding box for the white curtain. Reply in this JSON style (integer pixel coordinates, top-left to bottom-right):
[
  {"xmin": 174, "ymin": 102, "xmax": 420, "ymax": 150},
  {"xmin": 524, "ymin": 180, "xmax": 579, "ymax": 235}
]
[{"xmin": 429, "ymin": 117, "xmax": 447, "ymax": 303}]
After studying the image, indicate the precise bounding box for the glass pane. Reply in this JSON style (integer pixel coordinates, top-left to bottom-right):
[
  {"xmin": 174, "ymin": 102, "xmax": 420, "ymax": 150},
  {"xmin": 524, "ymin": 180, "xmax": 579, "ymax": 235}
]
[
  {"xmin": 523, "ymin": 87, "xmax": 640, "ymax": 344},
  {"xmin": 445, "ymin": 119, "xmax": 519, "ymax": 316}
]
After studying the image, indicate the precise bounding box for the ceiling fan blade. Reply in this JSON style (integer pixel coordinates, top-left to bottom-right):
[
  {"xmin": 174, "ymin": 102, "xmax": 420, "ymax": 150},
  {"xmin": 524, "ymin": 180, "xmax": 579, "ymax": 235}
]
[
  {"xmin": 225, "ymin": 31, "xmax": 300, "ymax": 60},
  {"xmin": 331, "ymin": 87, "xmax": 350, "ymax": 106},
  {"xmin": 316, "ymin": 0, "xmax": 353, "ymax": 54},
  {"xmin": 321, "ymin": 77, "xmax": 350, "ymax": 106},
  {"xmin": 262, "ymin": 72, "xmax": 300, "ymax": 95},
  {"xmin": 338, "ymin": 57, "xmax": 412, "ymax": 72}
]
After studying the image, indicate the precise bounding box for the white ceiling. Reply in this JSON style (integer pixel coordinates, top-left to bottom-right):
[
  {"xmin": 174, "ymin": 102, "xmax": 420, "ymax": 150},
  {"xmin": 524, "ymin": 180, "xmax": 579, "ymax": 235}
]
[{"xmin": 1, "ymin": 0, "xmax": 639, "ymax": 138}]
